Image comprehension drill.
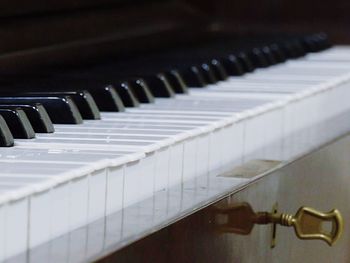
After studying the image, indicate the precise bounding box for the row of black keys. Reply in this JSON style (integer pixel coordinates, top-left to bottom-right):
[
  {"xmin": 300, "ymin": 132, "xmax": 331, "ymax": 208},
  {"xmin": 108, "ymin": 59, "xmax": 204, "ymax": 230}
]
[{"xmin": 0, "ymin": 33, "xmax": 329, "ymax": 147}]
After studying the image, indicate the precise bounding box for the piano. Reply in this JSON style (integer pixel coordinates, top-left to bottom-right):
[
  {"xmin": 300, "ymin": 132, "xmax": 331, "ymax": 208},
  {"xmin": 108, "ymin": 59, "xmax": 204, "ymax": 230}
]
[{"xmin": 0, "ymin": 0, "xmax": 349, "ymax": 262}]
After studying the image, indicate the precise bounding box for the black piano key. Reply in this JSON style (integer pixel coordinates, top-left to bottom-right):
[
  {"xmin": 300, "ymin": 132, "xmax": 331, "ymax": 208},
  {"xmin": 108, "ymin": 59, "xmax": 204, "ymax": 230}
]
[
  {"xmin": 63, "ymin": 91, "xmax": 100, "ymax": 120},
  {"xmin": 0, "ymin": 115, "xmax": 14, "ymax": 147},
  {"xmin": 221, "ymin": 55, "xmax": 245, "ymax": 76},
  {"xmin": 0, "ymin": 104, "xmax": 54, "ymax": 133},
  {"xmin": 22, "ymin": 91, "xmax": 101, "ymax": 120},
  {"xmin": 237, "ymin": 52, "xmax": 255, "ymax": 72},
  {"xmin": 0, "ymin": 97, "xmax": 83, "ymax": 124},
  {"xmin": 280, "ymin": 41, "xmax": 298, "ymax": 58},
  {"xmin": 0, "ymin": 75, "xmax": 124, "ymax": 113},
  {"xmin": 261, "ymin": 46, "xmax": 277, "ymax": 65},
  {"xmin": 281, "ymin": 40, "xmax": 306, "ymax": 58},
  {"xmin": 248, "ymin": 47, "xmax": 269, "ymax": 68},
  {"xmin": 316, "ymin": 32, "xmax": 331, "ymax": 50},
  {"xmin": 199, "ymin": 63, "xmax": 217, "ymax": 84},
  {"xmin": 163, "ymin": 70, "xmax": 188, "ymax": 94},
  {"xmin": 0, "ymin": 108, "xmax": 35, "ymax": 139},
  {"xmin": 210, "ymin": 59, "xmax": 228, "ymax": 81},
  {"xmin": 302, "ymin": 33, "xmax": 330, "ymax": 52},
  {"xmin": 114, "ymin": 81, "xmax": 140, "ymax": 107},
  {"xmin": 142, "ymin": 74, "xmax": 175, "ymax": 97},
  {"xmin": 269, "ymin": 44, "xmax": 286, "ymax": 63},
  {"xmin": 315, "ymin": 36, "xmax": 325, "ymax": 51},
  {"xmin": 178, "ymin": 66, "xmax": 207, "ymax": 87},
  {"xmin": 128, "ymin": 78, "xmax": 155, "ymax": 103},
  {"xmin": 301, "ymin": 34, "xmax": 317, "ymax": 52},
  {"xmin": 292, "ymin": 40, "xmax": 307, "ymax": 57},
  {"xmin": 88, "ymin": 85, "xmax": 125, "ymax": 112}
]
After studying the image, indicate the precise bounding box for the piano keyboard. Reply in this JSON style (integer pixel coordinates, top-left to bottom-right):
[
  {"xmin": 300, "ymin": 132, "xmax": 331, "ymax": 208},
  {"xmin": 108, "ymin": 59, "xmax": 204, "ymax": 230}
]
[{"xmin": 1, "ymin": 33, "xmax": 350, "ymax": 261}]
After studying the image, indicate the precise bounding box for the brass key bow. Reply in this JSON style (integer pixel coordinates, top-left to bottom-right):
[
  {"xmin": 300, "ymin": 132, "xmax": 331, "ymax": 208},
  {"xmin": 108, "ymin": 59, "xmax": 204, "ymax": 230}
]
[{"xmin": 214, "ymin": 203, "xmax": 344, "ymax": 246}]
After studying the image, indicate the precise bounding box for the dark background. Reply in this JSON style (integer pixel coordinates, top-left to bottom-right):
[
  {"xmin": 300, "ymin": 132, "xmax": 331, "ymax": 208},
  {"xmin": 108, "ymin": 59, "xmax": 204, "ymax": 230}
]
[
  {"xmin": 0, "ymin": 0, "xmax": 348, "ymax": 70},
  {"xmin": 185, "ymin": 0, "xmax": 350, "ymax": 43}
]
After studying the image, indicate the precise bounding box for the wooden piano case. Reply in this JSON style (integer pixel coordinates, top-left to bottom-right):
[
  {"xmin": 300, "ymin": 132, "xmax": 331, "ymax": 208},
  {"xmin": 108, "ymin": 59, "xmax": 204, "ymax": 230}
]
[{"xmin": 99, "ymin": 133, "xmax": 350, "ymax": 263}]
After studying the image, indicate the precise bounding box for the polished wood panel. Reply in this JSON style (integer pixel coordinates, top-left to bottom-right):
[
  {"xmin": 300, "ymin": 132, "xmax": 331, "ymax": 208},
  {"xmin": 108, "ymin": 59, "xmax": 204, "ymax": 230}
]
[{"xmin": 99, "ymin": 134, "xmax": 350, "ymax": 263}]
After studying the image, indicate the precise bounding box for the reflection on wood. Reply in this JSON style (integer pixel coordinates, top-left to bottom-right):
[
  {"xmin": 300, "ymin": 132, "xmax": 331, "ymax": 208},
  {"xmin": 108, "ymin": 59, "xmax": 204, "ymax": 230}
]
[{"xmin": 100, "ymin": 133, "xmax": 350, "ymax": 263}]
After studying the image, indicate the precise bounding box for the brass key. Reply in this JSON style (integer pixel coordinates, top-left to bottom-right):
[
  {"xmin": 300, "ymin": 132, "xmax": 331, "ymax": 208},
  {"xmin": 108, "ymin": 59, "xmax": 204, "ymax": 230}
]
[{"xmin": 214, "ymin": 202, "xmax": 343, "ymax": 247}]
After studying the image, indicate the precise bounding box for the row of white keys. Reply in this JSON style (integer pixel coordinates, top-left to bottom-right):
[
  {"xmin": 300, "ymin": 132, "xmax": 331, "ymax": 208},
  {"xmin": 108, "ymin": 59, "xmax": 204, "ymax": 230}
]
[
  {"xmin": 16, "ymin": 96, "xmax": 275, "ymax": 192},
  {"xmin": 0, "ymin": 98, "xmax": 265, "ymax": 256},
  {"xmin": 16, "ymin": 112, "xmax": 229, "ymax": 214},
  {"xmin": 0, "ymin": 147, "xmax": 146, "ymax": 258}
]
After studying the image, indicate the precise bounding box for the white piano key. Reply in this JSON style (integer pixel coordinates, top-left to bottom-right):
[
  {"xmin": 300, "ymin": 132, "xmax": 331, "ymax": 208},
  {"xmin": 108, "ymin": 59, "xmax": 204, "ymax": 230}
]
[
  {"xmin": 36, "ymin": 133, "xmax": 171, "ymax": 142},
  {"xmin": 49, "ymin": 182, "xmax": 69, "ymax": 238},
  {"xmin": 0, "ymin": 184, "xmax": 32, "ymax": 260},
  {"xmin": 5, "ymin": 196, "xmax": 29, "ymax": 259},
  {"xmin": 56, "ymin": 122, "xmax": 198, "ymax": 130},
  {"xmin": 213, "ymin": 83, "xmax": 313, "ymax": 93},
  {"xmin": 221, "ymin": 122, "xmax": 245, "ymax": 170},
  {"xmin": 189, "ymin": 89, "xmax": 288, "ymax": 100},
  {"xmin": 123, "ymin": 153, "xmax": 156, "ymax": 207},
  {"xmin": 208, "ymin": 128, "xmax": 223, "ymax": 174},
  {"xmin": 54, "ymin": 127, "xmax": 182, "ymax": 136},
  {"xmin": 0, "ymin": 204, "xmax": 3, "ymax": 262},
  {"xmin": 104, "ymin": 212, "xmax": 123, "ymax": 248},
  {"xmin": 106, "ymin": 165, "xmax": 124, "ymax": 215},
  {"xmin": 88, "ymin": 169, "xmax": 107, "ymax": 222},
  {"xmin": 154, "ymin": 147, "xmax": 170, "ymax": 192},
  {"xmin": 0, "ymin": 163, "xmax": 93, "ymax": 250},
  {"xmin": 195, "ymin": 133, "xmax": 210, "ymax": 177},
  {"xmin": 67, "ymin": 227, "xmax": 88, "ymax": 263},
  {"xmin": 125, "ymin": 108, "xmax": 233, "ymax": 116},
  {"xmin": 30, "ymin": 188, "xmax": 52, "ymax": 248},
  {"xmin": 16, "ymin": 138, "xmax": 164, "ymax": 153},
  {"xmin": 182, "ymin": 137, "xmax": 197, "ymax": 181},
  {"xmin": 246, "ymin": 73, "xmax": 332, "ymax": 81},
  {"xmin": 102, "ymin": 111, "xmax": 230, "ymax": 120},
  {"xmin": 168, "ymin": 142, "xmax": 184, "ymax": 187},
  {"xmin": 85, "ymin": 220, "xmax": 105, "ymax": 259},
  {"xmin": 69, "ymin": 176, "xmax": 89, "ymax": 231}
]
